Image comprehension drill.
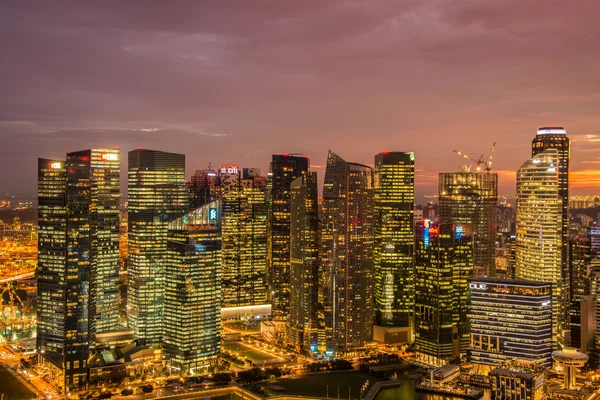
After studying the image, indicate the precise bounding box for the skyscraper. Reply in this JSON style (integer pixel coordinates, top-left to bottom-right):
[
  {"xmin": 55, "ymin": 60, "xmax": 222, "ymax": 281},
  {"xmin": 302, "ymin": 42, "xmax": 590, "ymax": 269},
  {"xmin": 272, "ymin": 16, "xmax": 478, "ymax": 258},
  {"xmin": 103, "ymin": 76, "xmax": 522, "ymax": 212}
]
[
  {"xmin": 321, "ymin": 150, "xmax": 373, "ymax": 353},
  {"xmin": 164, "ymin": 200, "xmax": 222, "ymax": 373},
  {"xmin": 37, "ymin": 149, "xmax": 121, "ymax": 389},
  {"xmin": 373, "ymin": 151, "xmax": 415, "ymax": 344},
  {"xmin": 221, "ymin": 165, "xmax": 268, "ymax": 309},
  {"xmin": 414, "ymin": 222, "xmax": 473, "ymax": 366},
  {"xmin": 127, "ymin": 149, "xmax": 187, "ymax": 343},
  {"xmin": 268, "ymin": 154, "xmax": 309, "ymax": 321},
  {"xmin": 37, "ymin": 158, "xmax": 67, "ymax": 367},
  {"xmin": 468, "ymin": 278, "xmax": 552, "ymax": 368},
  {"xmin": 287, "ymin": 172, "xmax": 319, "ymax": 353},
  {"xmin": 532, "ymin": 127, "xmax": 570, "ymax": 276},
  {"xmin": 515, "ymin": 149, "xmax": 563, "ymax": 345},
  {"xmin": 188, "ymin": 167, "xmax": 220, "ymax": 209},
  {"xmin": 439, "ymin": 171, "xmax": 497, "ymax": 277}
]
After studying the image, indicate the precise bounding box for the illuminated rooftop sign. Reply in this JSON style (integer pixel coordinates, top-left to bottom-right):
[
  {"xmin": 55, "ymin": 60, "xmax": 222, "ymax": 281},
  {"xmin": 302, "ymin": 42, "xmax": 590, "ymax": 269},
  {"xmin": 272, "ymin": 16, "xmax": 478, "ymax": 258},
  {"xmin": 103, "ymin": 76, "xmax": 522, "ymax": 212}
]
[
  {"xmin": 50, "ymin": 162, "xmax": 62, "ymax": 169},
  {"xmin": 220, "ymin": 164, "xmax": 239, "ymax": 174},
  {"xmin": 536, "ymin": 127, "xmax": 566, "ymax": 135}
]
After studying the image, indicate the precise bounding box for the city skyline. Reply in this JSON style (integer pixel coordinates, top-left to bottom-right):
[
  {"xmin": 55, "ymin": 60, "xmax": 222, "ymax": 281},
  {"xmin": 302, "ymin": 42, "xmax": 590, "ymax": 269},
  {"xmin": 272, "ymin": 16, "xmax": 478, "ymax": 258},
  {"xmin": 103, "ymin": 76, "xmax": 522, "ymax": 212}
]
[{"xmin": 2, "ymin": 2, "xmax": 600, "ymax": 201}]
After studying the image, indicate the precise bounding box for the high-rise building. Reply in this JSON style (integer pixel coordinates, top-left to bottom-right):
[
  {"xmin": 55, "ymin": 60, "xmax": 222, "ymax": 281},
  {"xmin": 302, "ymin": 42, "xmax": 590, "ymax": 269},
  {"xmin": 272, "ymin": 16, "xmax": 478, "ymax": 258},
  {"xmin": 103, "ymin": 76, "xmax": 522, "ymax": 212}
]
[
  {"xmin": 37, "ymin": 158, "xmax": 67, "ymax": 367},
  {"xmin": 532, "ymin": 127, "xmax": 570, "ymax": 288},
  {"xmin": 221, "ymin": 165, "xmax": 268, "ymax": 309},
  {"xmin": 414, "ymin": 222, "xmax": 473, "ymax": 366},
  {"xmin": 268, "ymin": 154, "xmax": 309, "ymax": 321},
  {"xmin": 373, "ymin": 151, "xmax": 415, "ymax": 344},
  {"xmin": 287, "ymin": 172, "xmax": 319, "ymax": 353},
  {"xmin": 569, "ymin": 235, "xmax": 598, "ymax": 351},
  {"xmin": 164, "ymin": 200, "xmax": 222, "ymax": 373},
  {"xmin": 127, "ymin": 149, "xmax": 187, "ymax": 343},
  {"xmin": 188, "ymin": 167, "xmax": 220, "ymax": 209},
  {"xmin": 439, "ymin": 171, "xmax": 497, "ymax": 277},
  {"xmin": 37, "ymin": 149, "xmax": 121, "ymax": 389},
  {"xmin": 515, "ymin": 149, "xmax": 563, "ymax": 345},
  {"xmin": 468, "ymin": 278, "xmax": 553, "ymax": 368},
  {"xmin": 321, "ymin": 150, "xmax": 374, "ymax": 353}
]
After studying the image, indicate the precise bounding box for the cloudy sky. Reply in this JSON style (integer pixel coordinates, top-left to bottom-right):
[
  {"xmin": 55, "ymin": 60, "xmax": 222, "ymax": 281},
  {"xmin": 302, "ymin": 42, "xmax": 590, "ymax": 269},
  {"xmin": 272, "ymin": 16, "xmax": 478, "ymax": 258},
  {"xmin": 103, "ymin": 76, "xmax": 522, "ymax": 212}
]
[{"xmin": 2, "ymin": 1, "xmax": 600, "ymax": 202}]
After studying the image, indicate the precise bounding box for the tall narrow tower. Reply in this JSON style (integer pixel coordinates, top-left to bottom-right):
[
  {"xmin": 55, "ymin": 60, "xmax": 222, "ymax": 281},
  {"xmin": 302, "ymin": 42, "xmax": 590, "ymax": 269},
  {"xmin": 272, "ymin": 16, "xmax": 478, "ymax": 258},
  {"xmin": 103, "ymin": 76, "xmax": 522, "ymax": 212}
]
[
  {"xmin": 37, "ymin": 148, "xmax": 121, "ymax": 390},
  {"xmin": 268, "ymin": 155, "xmax": 309, "ymax": 321},
  {"xmin": 373, "ymin": 151, "xmax": 415, "ymax": 344},
  {"xmin": 532, "ymin": 127, "xmax": 570, "ymax": 327},
  {"xmin": 127, "ymin": 149, "xmax": 186, "ymax": 343},
  {"xmin": 321, "ymin": 150, "xmax": 374, "ymax": 353},
  {"xmin": 288, "ymin": 171, "xmax": 319, "ymax": 353},
  {"xmin": 515, "ymin": 149, "xmax": 563, "ymax": 345}
]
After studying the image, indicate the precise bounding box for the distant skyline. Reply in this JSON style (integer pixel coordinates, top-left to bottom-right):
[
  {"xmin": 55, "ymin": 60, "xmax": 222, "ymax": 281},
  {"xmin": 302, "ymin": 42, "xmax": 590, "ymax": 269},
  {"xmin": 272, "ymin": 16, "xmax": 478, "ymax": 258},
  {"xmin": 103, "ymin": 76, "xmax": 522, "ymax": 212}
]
[{"xmin": 2, "ymin": 1, "xmax": 600, "ymax": 202}]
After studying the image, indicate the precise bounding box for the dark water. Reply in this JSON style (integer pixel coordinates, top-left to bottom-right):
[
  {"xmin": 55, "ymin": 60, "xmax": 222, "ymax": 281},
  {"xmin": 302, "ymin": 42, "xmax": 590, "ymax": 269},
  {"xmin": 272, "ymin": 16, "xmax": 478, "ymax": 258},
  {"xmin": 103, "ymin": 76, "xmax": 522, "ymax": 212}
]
[
  {"xmin": 0, "ymin": 365, "xmax": 36, "ymax": 400},
  {"xmin": 374, "ymin": 376, "xmax": 490, "ymax": 400}
]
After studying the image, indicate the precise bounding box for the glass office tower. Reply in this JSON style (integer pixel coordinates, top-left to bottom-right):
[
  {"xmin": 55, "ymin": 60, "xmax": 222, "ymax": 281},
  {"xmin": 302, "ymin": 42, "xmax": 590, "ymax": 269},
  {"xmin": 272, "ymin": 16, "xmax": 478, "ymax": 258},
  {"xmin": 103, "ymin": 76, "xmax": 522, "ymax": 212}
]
[
  {"xmin": 37, "ymin": 148, "xmax": 121, "ymax": 390},
  {"xmin": 127, "ymin": 149, "xmax": 187, "ymax": 343},
  {"xmin": 439, "ymin": 171, "xmax": 497, "ymax": 277},
  {"xmin": 37, "ymin": 158, "xmax": 67, "ymax": 367},
  {"xmin": 287, "ymin": 172, "xmax": 319, "ymax": 353},
  {"xmin": 515, "ymin": 149, "xmax": 563, "ymax": 346},
  {"xmin": 268, "ymin": 154, "xmax": 309, "ymax": 321},
  {"xmin": 532, "ymin": 127, "xmax": 570, "ymax": 294},
  {"xmin": 221, "ymin": 166, "xmax": 268, "ymax": 308},
  {"xmin": 414, "ymin": 222, "xmax": 473, "ymax": 366},
  {"xmin": 468, "ymin": 278, "xmax": 552, "ymax": 368},
  {"xmin": 321, "ymin": 150, "xmax": 374, "ymax": 353},
  {"xmin": 373, "ymin": 151, "xmax": 415, "ymax": 344},
  {"xmin": 164, "ymin": 200, "xmax": 222, "ymax": 374}
]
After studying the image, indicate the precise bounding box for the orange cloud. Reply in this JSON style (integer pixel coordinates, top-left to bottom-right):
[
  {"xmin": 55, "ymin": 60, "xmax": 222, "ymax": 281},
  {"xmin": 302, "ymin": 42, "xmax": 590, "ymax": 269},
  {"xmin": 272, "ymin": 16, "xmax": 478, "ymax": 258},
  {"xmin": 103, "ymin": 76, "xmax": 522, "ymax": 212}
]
[{"xmin": 571, "ymin": 170, "xmax": 600, "ymax": 188}]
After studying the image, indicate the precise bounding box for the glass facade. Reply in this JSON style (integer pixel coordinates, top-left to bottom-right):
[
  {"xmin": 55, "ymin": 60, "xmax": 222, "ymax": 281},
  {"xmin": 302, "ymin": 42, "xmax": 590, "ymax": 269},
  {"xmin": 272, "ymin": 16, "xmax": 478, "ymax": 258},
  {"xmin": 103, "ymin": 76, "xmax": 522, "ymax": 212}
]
[
  {"xmin": 127, "ymin": 149, "xmax": 187, "ymax": 343},
  {"xmin": 164, "ymin": 200, "xmax": 222, "ymax": 373},
  {"xmin": 221, "ymin": 166, "xmax": 268, "ymax": 308},
  {"xmin": 515, "ymin": 149, "xmax": 563, "ymax": 345},
  {"xmin": 439, "ymin": 172, "xmax": 497, "ymax": 277},
  {"xmin": 414, "ymin": 222, "xmax": 473, "ymax": 365},
  {"xmin": 37, "ymin": 158, "xmax": 67, "ymax": 367},
  {"xmin": 321, "ymin": 151, "xmax": 373, "ymax": 353},
  {"xmin": 268, "ymin": 155, "xmax": 309, "ymax": 321},
  {"xmin": 468, "ymin": 278, "xmax": 552, "ymax": 368},
  {"xmin": 37, "ymin": 149, "xmax": 121, "ymax": 390},
  {"xmin": 373, "ymin": 152, "xmax": 414, "ymax": 339},
  {"xmin": 287, "ymin": 172, "xmax": 319, "ymax": 353}
]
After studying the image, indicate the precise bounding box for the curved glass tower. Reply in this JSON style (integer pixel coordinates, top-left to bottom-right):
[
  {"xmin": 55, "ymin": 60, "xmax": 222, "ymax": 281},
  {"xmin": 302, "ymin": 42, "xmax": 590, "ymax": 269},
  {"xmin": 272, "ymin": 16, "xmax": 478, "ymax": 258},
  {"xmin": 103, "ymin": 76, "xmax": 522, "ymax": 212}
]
[{"xmin": 515, "ymin": 148, "xmax": 562, "ymax": 344}]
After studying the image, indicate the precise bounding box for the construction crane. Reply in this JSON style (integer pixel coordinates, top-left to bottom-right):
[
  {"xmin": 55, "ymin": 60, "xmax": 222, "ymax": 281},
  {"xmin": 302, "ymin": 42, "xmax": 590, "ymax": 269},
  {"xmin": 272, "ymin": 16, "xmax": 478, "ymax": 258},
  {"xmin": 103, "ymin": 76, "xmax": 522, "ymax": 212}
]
[{"xmin": 453, "ymin": 142, "xmax": 496, "ymax": 172}]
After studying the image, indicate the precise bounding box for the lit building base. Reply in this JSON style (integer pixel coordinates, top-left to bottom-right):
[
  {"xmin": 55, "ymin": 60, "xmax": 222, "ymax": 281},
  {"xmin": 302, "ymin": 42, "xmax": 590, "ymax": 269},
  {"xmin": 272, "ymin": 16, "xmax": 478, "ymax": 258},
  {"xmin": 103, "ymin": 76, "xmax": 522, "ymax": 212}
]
[
  {"xmin": 373, "ymin": 325, "xmax": 412, "ymax": 345},
  {"xmin": 221, "ymin": 304, "xmax": 271, "ymax": 321}
]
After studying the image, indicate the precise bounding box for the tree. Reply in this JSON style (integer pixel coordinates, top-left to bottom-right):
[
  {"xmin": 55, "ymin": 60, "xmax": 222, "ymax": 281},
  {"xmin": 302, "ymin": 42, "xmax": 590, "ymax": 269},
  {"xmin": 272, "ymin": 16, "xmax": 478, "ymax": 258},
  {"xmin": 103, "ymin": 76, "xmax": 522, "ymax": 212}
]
[
  {"xmin": 142, "ymin": 385, "xmax": 153, "ymax": 394},
  {"xmin": 265, "ymin": 367, "xmax": 282, "ymax": 378},
  {"xmin": 237, "ymin": 367, "xmax": 266, "ymax": 383}
]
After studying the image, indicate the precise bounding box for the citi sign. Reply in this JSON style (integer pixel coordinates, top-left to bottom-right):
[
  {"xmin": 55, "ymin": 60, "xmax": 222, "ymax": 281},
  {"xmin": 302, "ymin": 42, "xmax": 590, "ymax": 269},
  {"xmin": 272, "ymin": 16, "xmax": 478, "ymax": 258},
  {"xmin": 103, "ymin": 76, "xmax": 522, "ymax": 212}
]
[
  {"xmin": 469, "ymin": 283, "xmax": 487, "ymax": 290},
  {"xmin": 221, "ymin": 164, "xmax": 239, "ymax": 174}
]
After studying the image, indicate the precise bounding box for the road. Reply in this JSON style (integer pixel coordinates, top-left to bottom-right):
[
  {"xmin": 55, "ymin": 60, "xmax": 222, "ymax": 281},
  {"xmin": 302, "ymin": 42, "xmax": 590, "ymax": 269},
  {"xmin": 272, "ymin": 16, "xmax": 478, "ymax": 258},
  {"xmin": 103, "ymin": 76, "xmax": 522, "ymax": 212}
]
[{"xmin": 0, "ymin": 270, "xmax": 35, "ymax": 284}]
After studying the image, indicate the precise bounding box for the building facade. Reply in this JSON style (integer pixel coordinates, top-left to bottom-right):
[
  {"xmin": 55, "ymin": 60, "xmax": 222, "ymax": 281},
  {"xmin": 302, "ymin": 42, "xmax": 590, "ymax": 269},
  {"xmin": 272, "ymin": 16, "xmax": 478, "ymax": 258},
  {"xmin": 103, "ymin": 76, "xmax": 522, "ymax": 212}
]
[
  {"xmin": 515, "ymin": 148, "xmax": 563, "ymax": 345},
  {"xmin": 321, "ymin": 151, "xmax": 374, "ymax": 353},
  {"xmin": 127, "ymin": 149, "xmax": 187, "ymax": 343},
  {"xmin": 268, "ymin": 154, "xmax": 310, "ymax": 321},
  {"xmin": 373, "ymin": 151, "xmax": 415, "ymax": 344},
  {"xmin": 164, "ymin": 200, "xmax": 222, "ymax": 373},
  {"xmin": 438, "ymin": 171, "xmax": 497, "ymax": 277},
  {"xmin": 414, "ymin": 222, "xmax": 473, "ymax": 365},
  {"xmin": 221, "ymin": 165, "xmax": 268, "ymax": 309},
  {"xmin": 37, "ymin": 149, "xmax": 121, "ymax": 389},
  {"xmin": 287, "ymin": 172, "xmax": 320, "ymax": 353},
  {"xmin": 532, "ymin": 127, "xmax": 570, "ymax": 298},
  {"xmin": 468, "ymin": 278, "xmax": 553, "ymax": 368}
]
